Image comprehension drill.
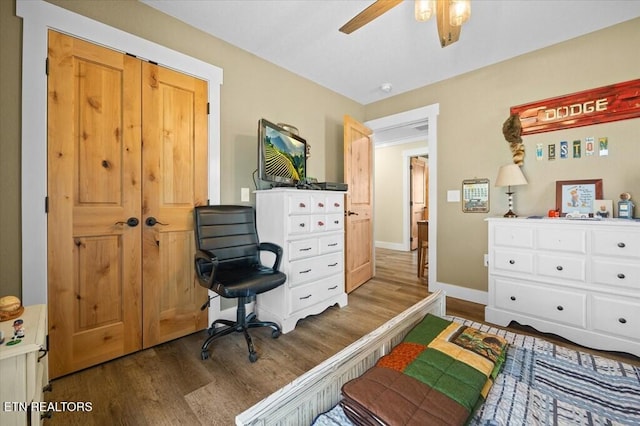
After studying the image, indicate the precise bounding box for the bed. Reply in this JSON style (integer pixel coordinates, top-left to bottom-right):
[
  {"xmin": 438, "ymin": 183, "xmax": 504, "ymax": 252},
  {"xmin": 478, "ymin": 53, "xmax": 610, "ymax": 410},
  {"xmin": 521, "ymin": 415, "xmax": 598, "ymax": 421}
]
[{"xmin": 235, "ymin": 290, "xmax": 640, "ymax": 425}]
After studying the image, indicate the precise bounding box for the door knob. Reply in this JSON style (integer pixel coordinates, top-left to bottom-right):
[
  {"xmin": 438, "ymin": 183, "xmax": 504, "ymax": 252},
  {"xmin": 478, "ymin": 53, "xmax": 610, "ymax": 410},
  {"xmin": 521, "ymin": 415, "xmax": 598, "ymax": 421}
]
[
  {"xmin": 115, "ymin": 217, "xmax": 139, "ymax": 227},
  {"xmin": 145, "ymin": 217, "xmax": 168, "ymax": 226},
  {"xmin": 347, "ymin": 211, "xmax": 359, "ymax": 216}
]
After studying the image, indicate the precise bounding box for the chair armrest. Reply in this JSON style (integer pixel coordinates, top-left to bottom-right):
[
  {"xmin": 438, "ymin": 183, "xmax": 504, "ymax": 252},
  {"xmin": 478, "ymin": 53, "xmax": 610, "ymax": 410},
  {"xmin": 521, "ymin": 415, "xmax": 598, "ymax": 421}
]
[
  {"xmin": 194, "ymin": 249, "xmax": 219, "ymax": 289},
  {"xmin": 258, "ymin": 242, "xmax": 284, "ymax": 271}
]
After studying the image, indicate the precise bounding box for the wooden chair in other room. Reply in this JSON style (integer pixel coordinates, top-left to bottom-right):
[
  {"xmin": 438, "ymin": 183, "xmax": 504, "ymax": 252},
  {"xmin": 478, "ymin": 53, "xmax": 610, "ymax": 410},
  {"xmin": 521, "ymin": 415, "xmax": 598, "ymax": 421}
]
[{"xmin": 417, "ymin": 220, "xmax": 428, "ymax": 279}]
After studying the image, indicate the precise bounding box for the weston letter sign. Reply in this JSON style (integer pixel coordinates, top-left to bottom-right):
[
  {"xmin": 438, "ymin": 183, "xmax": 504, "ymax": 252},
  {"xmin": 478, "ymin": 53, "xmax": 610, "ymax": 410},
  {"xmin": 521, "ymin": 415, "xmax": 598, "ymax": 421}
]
[{"xmin": 511, "ymin": 79, "xmax": 640, "ymax": 135}]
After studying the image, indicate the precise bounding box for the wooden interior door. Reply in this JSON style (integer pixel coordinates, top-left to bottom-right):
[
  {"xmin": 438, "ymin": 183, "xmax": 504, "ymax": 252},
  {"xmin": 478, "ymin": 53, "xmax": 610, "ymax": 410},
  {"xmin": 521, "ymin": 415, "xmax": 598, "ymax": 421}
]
[
  {"xmin": 47, "ymin": 31, "xmax": 143, "ymax": 378},
  {"xmin": 343, "ymin": 115, "xmax": 374, "ymax": 293},
  {"xmin": 47, "ymin": 31, "xmax": 208, "ymax": 377},
  {"xmin": 410, "ymin": 157, "xmax": 427, "ymax": 250},
  {"xmin": 141, "ymin": 63, "xmax": 208, "ymax": 347}
]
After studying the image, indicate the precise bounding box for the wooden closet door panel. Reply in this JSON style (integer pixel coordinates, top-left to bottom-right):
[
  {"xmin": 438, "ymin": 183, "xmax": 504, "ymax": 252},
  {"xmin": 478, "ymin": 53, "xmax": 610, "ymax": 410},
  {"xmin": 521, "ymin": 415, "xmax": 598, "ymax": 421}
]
[
  {"xmin": 141, "ymin": 62, "xmax": 208, "ymax": 347},
  {"xmin": 47, "ymin": 31, "xmax": 142, "ymax": 378}
]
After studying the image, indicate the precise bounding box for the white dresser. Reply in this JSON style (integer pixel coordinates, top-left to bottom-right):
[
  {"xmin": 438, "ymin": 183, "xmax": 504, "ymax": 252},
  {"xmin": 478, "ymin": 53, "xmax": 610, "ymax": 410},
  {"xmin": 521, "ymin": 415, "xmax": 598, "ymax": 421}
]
[
  {"xmin": 486, "ymin": 218, "xmax": 640, "ymax": 356},
  {"xmin": 0, "ymin": 304, "xmax": 50, "ymax": 426},
  {"xmin": 255, "ymin": 189, "xmax": 348, "ymax": 333}
]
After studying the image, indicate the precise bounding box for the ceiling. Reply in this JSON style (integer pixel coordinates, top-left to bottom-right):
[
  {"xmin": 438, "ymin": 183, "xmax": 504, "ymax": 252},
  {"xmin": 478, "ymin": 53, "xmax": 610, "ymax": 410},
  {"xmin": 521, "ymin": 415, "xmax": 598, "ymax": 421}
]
[{"xmin": 140, "ymin": 0, "xmax": 640, "ymax": 106}]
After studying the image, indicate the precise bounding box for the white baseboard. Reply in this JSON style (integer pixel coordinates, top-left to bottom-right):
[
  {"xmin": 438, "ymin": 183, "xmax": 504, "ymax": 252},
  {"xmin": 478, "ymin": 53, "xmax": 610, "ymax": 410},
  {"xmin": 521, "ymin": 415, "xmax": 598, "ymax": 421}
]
[
  {"xmin": 375, "ymin": 241, "xmax": 408, "ymax": 251},
  {"xmin": 430, "ymin": 281, "xmax": 488, "ymax": 305}
]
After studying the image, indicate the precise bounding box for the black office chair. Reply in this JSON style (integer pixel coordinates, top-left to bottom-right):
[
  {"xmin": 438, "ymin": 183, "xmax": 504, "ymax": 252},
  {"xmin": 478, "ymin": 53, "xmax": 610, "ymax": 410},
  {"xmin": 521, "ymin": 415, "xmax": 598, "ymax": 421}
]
[{"xmin": 194, "ymin": 205, "xmax": 286, "ymax": 362}]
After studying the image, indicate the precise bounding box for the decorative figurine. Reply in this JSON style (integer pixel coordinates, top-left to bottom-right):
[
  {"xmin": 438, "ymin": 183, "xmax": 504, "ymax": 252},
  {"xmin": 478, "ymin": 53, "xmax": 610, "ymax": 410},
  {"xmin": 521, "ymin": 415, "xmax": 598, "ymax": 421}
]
[{"xmin": 618, "ymin": 192, "xmax": 635, "ymax": 219}]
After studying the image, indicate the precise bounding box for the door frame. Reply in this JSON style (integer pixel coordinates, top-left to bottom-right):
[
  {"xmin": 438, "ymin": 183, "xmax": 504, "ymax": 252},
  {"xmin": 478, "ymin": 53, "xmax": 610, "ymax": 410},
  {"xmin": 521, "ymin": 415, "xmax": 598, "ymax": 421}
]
[
  {"xmin": 366, "ymin": 104, "xmax": 439, "ymax": 284},
  {"xmin": 17, "ymin": 0, "xmax": 223, "ymax": 305}
]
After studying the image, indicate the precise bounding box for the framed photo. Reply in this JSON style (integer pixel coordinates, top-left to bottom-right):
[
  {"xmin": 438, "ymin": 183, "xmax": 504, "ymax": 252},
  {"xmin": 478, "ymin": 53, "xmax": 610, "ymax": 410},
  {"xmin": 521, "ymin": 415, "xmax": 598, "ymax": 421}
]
[
  {"xmin": 555, "ymin": 179, "xmax": 603, "ymax": 217},
  {"xmin": 462, "ymin": 178, "xmax": 489, "ymax": 213}
]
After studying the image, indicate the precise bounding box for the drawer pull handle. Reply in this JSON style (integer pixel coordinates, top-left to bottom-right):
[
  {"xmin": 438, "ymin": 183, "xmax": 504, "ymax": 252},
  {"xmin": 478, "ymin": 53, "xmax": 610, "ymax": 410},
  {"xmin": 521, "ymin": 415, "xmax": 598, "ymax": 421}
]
[
  {"xmin": 317, "ymin": 221, "xmax": 325, "ymax": 226},
  {"xmin": 618, "ymin": 318, "xmax": 627, "ymax": 324},
  {"xmin": 299, "ymin": 202, "xmax": 306, "ymax": 208},
  {"xmin": 510, "ymin": 296, "xmax": 516, "ymax": 301},
  {"xmin": 334, "ymin": 220, "xmax": 340, "ymax": 224},
  {"xmin": 328, "ymin": 285, "xmax": 338, "ymax": 290},
  {"xmin": 509, "ymin": 259, "xmax": 515, "ymax": 265},
  {"xmin": 300, "ymin": 247, "xmax": 312, "ymax": 251},
  {"xmin": 556, "ymin": 265, "xmax": 563, "ymax": 271},
  {"xmin": 298, "ymin": 223, "xmax": 306, "ymax": 228},
  {"xmin": 334, "ymin": 202, "xmax": 341, "ymax": 207},
  {"xmin": 328, "ymin": 262, "xmax": 338, "ymax": 267},
  {"xmin": 318, "ymin": 202, "xmax": 324, "ymax": 207},
  {"xmin": 557, "ymin": 305, "xmax": 564, "ymax": 311},
  {"xmin": 299, "ymin": 294, "xmax": 312, "ymax": 300},
  {"xmin": 617, "ymin": 242, "xmax": 626, "ymax": 248},
  {"xmin": 328, "ymin": 243, "xmax": 338, "ymax": 247},
  {"xmin": 299, "ymin": 269, "xmax": 312, "ymax": 274},
  {"xmin": 617, "ymin": 273, "xmax": 626, "ymax": 279}
]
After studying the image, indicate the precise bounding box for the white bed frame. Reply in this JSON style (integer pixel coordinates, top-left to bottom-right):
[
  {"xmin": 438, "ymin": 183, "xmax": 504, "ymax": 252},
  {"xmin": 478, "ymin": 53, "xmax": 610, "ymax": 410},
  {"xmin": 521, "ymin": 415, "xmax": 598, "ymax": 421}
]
[{"xmin": 236, "ymin": 290, "xmax": 446, "ymax": 425}]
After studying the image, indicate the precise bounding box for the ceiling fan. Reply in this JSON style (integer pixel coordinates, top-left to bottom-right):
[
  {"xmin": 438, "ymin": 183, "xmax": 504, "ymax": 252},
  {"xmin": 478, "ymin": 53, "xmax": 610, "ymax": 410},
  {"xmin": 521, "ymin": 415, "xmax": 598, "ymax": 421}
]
[{"xmin": 339, "ymin": 0, "xmax": 471, "ymax": 48}]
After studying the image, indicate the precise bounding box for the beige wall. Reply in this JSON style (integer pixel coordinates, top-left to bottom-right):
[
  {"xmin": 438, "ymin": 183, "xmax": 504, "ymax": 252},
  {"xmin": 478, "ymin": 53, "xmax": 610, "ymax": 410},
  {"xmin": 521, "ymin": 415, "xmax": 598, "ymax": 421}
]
[
  {"xmin": 366, "ymin": 17, "xmax": 640, "ymax": 293},
  {"xmin": 1, "ymin": 0, "xmax": 638, "ymax": 300},
  {"xmin": 374, "ymin": 141, "xmax": 427, "ymax": 246}
]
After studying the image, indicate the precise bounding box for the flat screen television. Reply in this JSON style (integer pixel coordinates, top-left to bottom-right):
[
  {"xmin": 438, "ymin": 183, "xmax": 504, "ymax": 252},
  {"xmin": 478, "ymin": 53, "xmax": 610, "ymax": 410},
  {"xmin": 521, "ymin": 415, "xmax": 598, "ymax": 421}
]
[{"xmin": 258, "ymin": 118, "xmax": 307, "ymax": 187}]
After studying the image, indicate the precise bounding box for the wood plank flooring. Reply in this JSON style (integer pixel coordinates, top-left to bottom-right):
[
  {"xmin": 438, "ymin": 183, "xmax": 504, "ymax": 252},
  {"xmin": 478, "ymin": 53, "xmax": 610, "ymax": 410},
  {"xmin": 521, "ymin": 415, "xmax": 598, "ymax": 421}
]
[{"xmin": 43, "ymin": 248, "xmax": 638, "ymax": 425}]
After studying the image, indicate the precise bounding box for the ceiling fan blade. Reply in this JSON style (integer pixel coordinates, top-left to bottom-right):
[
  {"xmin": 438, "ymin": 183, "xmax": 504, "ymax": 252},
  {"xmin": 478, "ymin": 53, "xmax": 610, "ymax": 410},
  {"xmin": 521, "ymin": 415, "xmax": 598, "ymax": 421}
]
[{"xmin": 339, "ymin": 0, "xmax": 403, "ymax": 34}]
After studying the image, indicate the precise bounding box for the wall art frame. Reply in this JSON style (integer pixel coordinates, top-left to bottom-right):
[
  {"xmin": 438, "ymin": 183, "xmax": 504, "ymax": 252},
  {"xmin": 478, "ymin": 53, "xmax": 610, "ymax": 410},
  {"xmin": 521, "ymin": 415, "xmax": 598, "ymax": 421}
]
[{"xmin": 555, "ymin": 179, "xmax": 603, "ymax": 217}]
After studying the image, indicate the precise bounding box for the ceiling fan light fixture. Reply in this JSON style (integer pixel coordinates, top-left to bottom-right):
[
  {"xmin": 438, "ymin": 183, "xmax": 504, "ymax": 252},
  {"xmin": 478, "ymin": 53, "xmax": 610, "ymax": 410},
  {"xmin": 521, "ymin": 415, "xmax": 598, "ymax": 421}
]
[
  {"xmin": 414, "ymin": 0, "xmax": 435, "ymax": 22},
  {"xmin": 449, "ymin": 0, "xmax": 471, "ymax": 27}
]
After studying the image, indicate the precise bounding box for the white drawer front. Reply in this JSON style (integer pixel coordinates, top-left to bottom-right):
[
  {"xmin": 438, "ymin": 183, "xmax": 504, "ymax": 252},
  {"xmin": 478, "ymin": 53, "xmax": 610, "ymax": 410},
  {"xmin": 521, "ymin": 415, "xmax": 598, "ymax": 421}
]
[
  {"xmin": 493, "ymin": 226, "xmax": 534, "ymax": 249},
  {"xmin": 493, "ymin": 250, "xmax": 534, "ymax": 274},
  {"xmin": 319, "ymin": 234, "xmax": 343, "ymax": 254},
  {"xmin": 537, "ymin": 228, "xmax": 587, "ymax": 254},
  {"xmin": 592, "ymin": 259, "xmax": 640, "ymax": 289},
  {"xmin": 592, "ymin": 230, "xmax": 640, "ymax": 259},
  {"xmin": 289, "ymin": 275, "xmax": 343, "ymax": 313},
  {"xmin": 536, "ymin": 254, "xmax": 586, "ymax": 282},
  {"xmin": 326, "ymin": 194, "xmax": 344, "ymax": 213},
  {"xmin": 326, "ymin": 213, "xmax": 343, "ymax": 231},
  {"xmin": 289, "ymin": 253, "xmax": 343, "ymax": 286},
  {"xmin": 311, "ymin": 194, "xmax": 328, "ymax": 213},
  {"xmin": 288, "ymin": 238, "xmax": 318, "ymax": 261},
  {"xmin": 288, "ymin": 194, "xmax": 312, "ymax": 214},
  {"xmin": 591, "ymin": 295, "xmax": 640, "ymax": 341},
  {"xmin": 288, "ymin": 215, "xmax": 310, "ymax": 235},
  {"xmin": 494, "ymin": 279, "xmax": 586, "ymax": 327},
  {"xmin": 311, "ymin": 214, "xmax": 329, "ymax": 233}
]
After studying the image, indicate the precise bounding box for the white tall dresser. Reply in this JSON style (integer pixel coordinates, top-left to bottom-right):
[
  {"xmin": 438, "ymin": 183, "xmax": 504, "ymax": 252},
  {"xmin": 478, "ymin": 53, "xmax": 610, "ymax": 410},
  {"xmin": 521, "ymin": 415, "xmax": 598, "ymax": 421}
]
[
  {"xmin": 486, "ymin": 217, "xmax": 640, "ymax": 356},
  {"xmin": 255, "ymin": 188, "xmax": 348, "ymax": 334}
]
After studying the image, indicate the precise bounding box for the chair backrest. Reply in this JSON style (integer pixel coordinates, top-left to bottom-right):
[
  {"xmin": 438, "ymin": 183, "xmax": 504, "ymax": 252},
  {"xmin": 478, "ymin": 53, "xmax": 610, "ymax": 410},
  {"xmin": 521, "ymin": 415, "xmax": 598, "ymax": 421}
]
[{"xmin": 194, "ymin": 205, "xmax": 260, "ymax": 269}]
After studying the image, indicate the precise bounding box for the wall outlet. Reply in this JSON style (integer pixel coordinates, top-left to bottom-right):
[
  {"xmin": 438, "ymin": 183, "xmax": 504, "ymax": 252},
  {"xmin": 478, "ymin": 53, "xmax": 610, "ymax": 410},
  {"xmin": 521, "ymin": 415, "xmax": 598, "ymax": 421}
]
[
  {"xmin": 241, "ymin": 187, "xmax": 250, "ymax": 202},
  {"xmin": 483, "ymin": 254, "xmax": 489, "ymax": 267}
]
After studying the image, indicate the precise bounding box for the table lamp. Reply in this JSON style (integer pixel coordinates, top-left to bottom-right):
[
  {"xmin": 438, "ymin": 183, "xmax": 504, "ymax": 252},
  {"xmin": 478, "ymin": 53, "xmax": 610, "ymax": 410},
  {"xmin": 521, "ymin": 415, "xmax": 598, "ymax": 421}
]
[{"xmin": 495, "ymin": 164, "xmax": 528, "ymax": 217}]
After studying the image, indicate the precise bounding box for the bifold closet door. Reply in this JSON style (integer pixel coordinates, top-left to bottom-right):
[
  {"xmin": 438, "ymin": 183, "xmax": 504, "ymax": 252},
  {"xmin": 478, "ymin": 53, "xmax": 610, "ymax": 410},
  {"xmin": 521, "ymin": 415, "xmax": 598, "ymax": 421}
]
[{"xmin": 47, "ymin": 31, "xmax": 207, "ymax": 378}]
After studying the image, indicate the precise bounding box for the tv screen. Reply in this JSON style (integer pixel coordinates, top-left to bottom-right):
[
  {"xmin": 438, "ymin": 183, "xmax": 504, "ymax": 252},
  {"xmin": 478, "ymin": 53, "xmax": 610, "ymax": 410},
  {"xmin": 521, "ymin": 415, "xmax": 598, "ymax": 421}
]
[{"xmin": 258, "ymin": 118, "xmax": 307, "ymax": 186}]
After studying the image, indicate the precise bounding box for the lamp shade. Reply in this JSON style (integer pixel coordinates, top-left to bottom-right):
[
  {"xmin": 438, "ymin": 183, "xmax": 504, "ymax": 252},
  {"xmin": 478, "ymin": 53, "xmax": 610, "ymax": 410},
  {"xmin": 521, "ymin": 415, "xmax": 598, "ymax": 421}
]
[{"xmin": 495, "ymin": 164, "xmax": 528, "ymax": 187}]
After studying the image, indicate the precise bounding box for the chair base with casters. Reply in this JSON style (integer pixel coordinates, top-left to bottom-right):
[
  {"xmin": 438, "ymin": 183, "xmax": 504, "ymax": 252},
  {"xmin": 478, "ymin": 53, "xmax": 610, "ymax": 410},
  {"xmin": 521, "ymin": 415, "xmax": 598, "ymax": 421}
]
[
  {"xmin": 201, "ymin": 296, "xmax": 281, "ymax": 362},
  {"xmin": 194, "ymin": 205, "xmax": 287, "ymax": 363}
]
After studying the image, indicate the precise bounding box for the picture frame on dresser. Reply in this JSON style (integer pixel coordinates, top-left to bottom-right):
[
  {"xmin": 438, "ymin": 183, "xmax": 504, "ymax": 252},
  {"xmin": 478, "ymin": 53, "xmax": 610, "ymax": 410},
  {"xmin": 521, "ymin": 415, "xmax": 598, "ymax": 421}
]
[{"xmin": 555, "ymin": 179, "xmax": 603, "ymax": 217}]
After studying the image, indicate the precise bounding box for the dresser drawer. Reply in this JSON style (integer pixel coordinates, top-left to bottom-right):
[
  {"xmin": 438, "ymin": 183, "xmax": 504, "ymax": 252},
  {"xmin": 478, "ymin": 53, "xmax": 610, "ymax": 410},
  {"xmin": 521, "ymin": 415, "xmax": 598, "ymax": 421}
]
[
  {"xmin": 536, "ymin": 254, "xmax": 586, "ymax": 282},
  {"xmin": 492, "ymin": 250, "xmax": 534, "ymax": 274},
  {"xmin": 326, "ymin": 194, "xmax": 345, "ymax": 213},
  {"xmin": 493, "ymin": 226, "xmax": 534, "ymax": 249},
  {"xmin": 591, "ymin": 295, "xmax": 640, "ymax": 341},
  {"xmin": 288, "ymin": 238, "xmax": 318, "ymax": 261},
  {"xmin": 592, "ymin": 258, "xmax": 640, "ymax": 289},
  {"xmin": 288, "ymin": 194, "xmax": 312, "ymax": 214},
  {"xmin": 319, "ymin": 234, "xmax": 343, "ymax": 254},
  {"xmin": 537, "ymin": 228, "xmax": 587, "ymax": 254},
  {"xmin": 288, "ymin": 215, "xmax": 311, "ymax": 235},
  {"xmin": 494, "ymin": 279, "xmax": 586, "ymax": 327},
  {"xmin": 289, "ymin": 252, "xmax": 343, "ymax": 286},
  {"xmin": 290, "ymin": 275, "xmax": 343, "ymax": 313},
  {"xmin": 592, "ymin": 229, "xmax": 640, "ymax": 259}
]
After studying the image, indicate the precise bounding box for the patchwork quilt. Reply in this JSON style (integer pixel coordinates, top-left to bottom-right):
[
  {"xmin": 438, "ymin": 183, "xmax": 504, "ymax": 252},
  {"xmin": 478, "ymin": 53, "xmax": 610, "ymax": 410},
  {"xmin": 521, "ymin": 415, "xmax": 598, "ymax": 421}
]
[
  {"xmin": 339, "ymin": 315, "xmax": 508, "ymax": 425},
  {"xmin": 313, "ymin": 317, "xmax": 640, "ymax": 426}
]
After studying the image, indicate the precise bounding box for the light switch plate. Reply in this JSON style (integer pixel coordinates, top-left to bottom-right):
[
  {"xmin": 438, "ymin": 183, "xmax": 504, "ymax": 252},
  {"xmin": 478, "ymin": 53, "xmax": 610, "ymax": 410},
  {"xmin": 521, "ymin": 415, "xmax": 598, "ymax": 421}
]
[{"xmin": 447, "ymin": 190, "xmax": 460, "ymax": 202}]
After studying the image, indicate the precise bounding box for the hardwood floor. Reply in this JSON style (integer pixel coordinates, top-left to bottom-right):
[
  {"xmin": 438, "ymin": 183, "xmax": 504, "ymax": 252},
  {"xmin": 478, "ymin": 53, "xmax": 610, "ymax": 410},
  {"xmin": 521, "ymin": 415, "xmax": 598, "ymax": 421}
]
[{"xmin": 43, "ymin": 248, "xmax": 638, "ymax": 425}]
